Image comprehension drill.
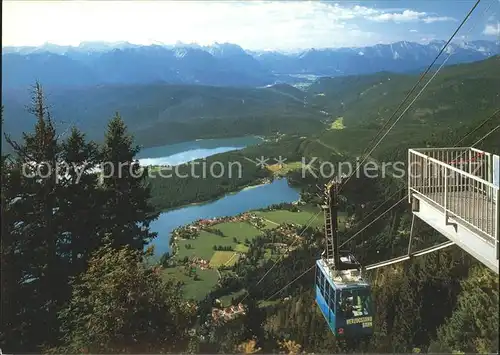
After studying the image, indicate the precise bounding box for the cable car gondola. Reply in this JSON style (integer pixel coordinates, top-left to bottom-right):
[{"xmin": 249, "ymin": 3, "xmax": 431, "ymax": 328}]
[{"xmin": 315, "ymin": 179, "xmax": 374, "ymax": 338}]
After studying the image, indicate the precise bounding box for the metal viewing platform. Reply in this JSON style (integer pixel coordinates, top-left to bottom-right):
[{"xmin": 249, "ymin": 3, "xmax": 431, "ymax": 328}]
[{"xmin": 408, "ymin": 147, "xmax": 499, "ymax": 274}]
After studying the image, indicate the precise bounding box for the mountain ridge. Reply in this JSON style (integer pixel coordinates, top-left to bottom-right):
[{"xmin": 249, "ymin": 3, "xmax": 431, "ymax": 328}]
[
  {"xmin": 3, "ymin": 56, "xmax": 498, "ymax": 152},
  {"xmin": 3, "ymin": 40, "xmax": 498, "ymax": 89}
]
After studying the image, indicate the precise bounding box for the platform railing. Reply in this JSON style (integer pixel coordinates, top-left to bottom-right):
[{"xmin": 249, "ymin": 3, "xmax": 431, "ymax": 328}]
[
  {"xmin": 410, "ymin": 147, "xmax": 493, "ymax": 183},
  {"xmin": 408, "ymin": 149, "xmax": 499, "ymax": 253}
]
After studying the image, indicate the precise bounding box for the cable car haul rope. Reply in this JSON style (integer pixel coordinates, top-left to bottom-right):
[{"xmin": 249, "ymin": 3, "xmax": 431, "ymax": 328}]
[
  {"xmin": 315, "ymin": 178, "xmax": 375, "ymax": 338},
  {"xmin": 313, "ymin": 0, "xmax": 484, "ymax": 339},
  {"xmin": 237, "ymin": 0, "xmax": 490, "ymax": 340}
]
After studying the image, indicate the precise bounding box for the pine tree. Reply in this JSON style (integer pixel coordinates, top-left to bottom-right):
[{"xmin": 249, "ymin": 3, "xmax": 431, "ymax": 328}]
[
  {"xmin": 53, "ymin": 244, "xmax": 194, "ymax": 353},
  {"xmin": 432, "ymin": 265, "xmax": 499, "ymax": 353},
  {"xmin": 391, "ymin": 262, "xmax": 423, "ymax": 352},
  {"xmin": 2, "ymin": 83, "xmax": 64, "ymax": 350},
  {"xmin": 100, "ymin": 113, "xmax": 159, "ymax": 250},
  {"xmin": 58, "ymin": 127, "xmax": 103, "ymax": 276},
  {"xmin": 1, "ymin": 111, "xmax": 27, "ymax": 351}
]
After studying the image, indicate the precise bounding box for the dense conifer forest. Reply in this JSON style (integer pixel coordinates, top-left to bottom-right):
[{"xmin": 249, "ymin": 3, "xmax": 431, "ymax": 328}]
[{"xmin": 1, "ymin": 56, "xmax": 499, "ymax": 353}]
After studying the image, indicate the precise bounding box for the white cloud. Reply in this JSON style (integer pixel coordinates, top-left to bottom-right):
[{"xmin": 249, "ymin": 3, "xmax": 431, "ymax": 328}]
[
  {"xmin": 423, "ymin": 16, "xmax": 456, "ymax": 24},
  {"xmin": 409, "ymin": 29, "xmax": 418, "ymax": 33},
  {"xmin": 369, "ymin": 10, "xmax": 426, "ymax": 22},
  {"xmin": 1, "ymin": 1, "xmax": 456, "ymax": 51},
  {"xmin": 368, "ymin": 10, "xmax": 455, "ymax": 23},
  {"xmin": 483, "ymin": 23, "xmax": 500, "ymax": 36}
]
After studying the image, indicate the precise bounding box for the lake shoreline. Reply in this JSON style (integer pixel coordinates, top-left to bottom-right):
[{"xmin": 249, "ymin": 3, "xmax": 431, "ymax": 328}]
[
  {"xmin": 148, "ymin": 178, "xmax": 301, "ymax": 256},
  {"xmin": 140, "ymin": 135, "xmax": 264, "ymax": 151},
  {"xmin": 137, "ymin": 135, "xmax": 265, "ymax": 163},
  {"xmin": 156, "ymin": 177, "xmax": 275, "ymax": 213}
]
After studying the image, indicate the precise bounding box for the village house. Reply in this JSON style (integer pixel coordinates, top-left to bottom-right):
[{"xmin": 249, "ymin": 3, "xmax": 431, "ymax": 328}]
[{"xmin": 211, "ymin": 303, "xmax": 246, "ymax": 322}]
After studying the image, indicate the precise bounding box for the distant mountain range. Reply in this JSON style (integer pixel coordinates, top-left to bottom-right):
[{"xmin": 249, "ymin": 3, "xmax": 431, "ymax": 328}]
[{"xmin": 2, "ymin": 40, "xmax": 499, "ymax": 90}]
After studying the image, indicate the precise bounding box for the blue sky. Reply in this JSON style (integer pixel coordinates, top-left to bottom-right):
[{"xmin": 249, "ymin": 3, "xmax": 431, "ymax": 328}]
[{"xmin": 3, "ymin": 0, "xmax": 499, "ymax": 51}]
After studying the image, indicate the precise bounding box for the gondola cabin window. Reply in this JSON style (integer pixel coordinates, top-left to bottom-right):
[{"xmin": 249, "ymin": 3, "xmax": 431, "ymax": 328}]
[
  {"xmin": 315, "ymin": 259, "xmax": 374, "ymax": 337},
  {"xmin": 339, "ymin": 288, "xmax": 372, "ymax": 318}
]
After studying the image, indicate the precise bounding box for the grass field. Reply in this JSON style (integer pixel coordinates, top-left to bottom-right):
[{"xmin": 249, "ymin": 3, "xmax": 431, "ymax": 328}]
[
  {"xmin": 164, "ymin": 203, "xmax": 348, "ymax": 301},
  {"xmin": 234, "ymin": 243, "xmax": 250, "ymax": 253},
  {"xmin": 176, "ymin": 230, "xmax": 236, "ymax": 260},
  {"xmin": 210, "ymin": 251, "xmax": 239, "ymax": 267},
  {"xmin": 329, "ymin": 117, "xmax": 345, "ymax": 130},
  {"xmin": 254, "ymin": 209, "xmax": 323, "ymax": 228},
  {"xmin": 219, "ymin": 289, "xmax": 247, "ymax": 307},
  {"xmin": 260, "ymin": 218, "xmax": 279, "ymax": 229},
  {"xmin": 161, "ymin": 266, "xmax": 219, "ymax": 300},
  {"xmin": 266, "ymin": 161, "xmax": 303, "ymax": 176},
  {"xmin": 174, "ymin": 204, "xmax": 344, "ymax": 263},
  {"xmin": 254, "ymin": 207, "xmax": 348, "ymax": 231},
  {"xmin": 215, "ymin": 221, "xmax": 262, "ymax": 242},
  {"xmin": 162, "ymin": 202, "xmax": 349, "ymax": 303},
  {"xmin": 258, "ymin": 299, "xmax": 281, "ymax": 308}
]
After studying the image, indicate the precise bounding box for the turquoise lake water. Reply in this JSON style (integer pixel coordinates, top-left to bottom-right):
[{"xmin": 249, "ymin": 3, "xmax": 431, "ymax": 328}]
[
  {"xmin": 140, "ymin": 137, "xmax": 301, "ymax": 256},
  {"xmin": 136, "ymin": 136, "xmax": 263, "ymax": 166},
  {"xmin": 149, "ymin": 178, "xmax": 300, "ymax": 255}
]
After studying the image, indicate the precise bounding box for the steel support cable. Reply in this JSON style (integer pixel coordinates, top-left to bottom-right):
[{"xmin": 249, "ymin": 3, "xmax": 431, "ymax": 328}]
[
  {"xmin": 264, "ymin": 193, "xmax": 431, "ymax": 299},
  {"xmin": 327, "ymin": 108, "xmax": 497, "ymax": 215},
  {"xmin": 471, "ymin": 123, "xmax": 500, "ymax": 147},
  {"xmin": 449, "ymin": 0, "xmax": 499, "ymax": 148},
  {"xmin": 454, "ymin": 109, "xmax": 500, "ymax": 147},
  {"xmin": 362, "ymin": 125, "xmax": 500, "ymax": 270},
  {"xmin": 265, "ymin": 264, "xmax": 316, "ymax": 301},
  {"xmin": 442, "ymin": 111, "xmax": 500, "ymax": 175},
  {"xmin": 340, "ymin": 54, "xmax": 460, "ymax": 192},
  {"xmin": 286, "ymin": 2, "xmax": 493, "ymax": 259},
  {"xmin": 340, "ymin": 195, "xmax": 408, "ymax": 249},
  {"xmin": 262, "ymin": 116, "xmax": 499, "ymax": 300},
  {"xmin": 338, "ymin": 118, "xmax": 500, "ymax": 250},
  {"xmin": 260, "ymin": 178, "xmax": 416, "ymax": 302},
  {"xmin": 244, "ymin": 0, "xmax": 487, "ymax": 303},
  {"xmin": 253, "ymin": 210, "xmax": 321, "ymax": 286},
  {"xmin": 268, "ymin": 120, "xmax": 499, "ymax": 297},
  {"xmin": 359, "ymin": 0, "xmax": 490, "ymax": 160},
  {"xmin": 449, "ymin": 121, "xmax": 500, "ymax": 170},
  {"xmin": 240, "ymin": 210, "xmax": 322, "ymax": 303},
  {"xmin": 339, "ymin": 0, "xmax": 482, "ymax": 192},
  {"xmin": 341, "ymin": 187, "xmax": 404, "ymax": 237},
  {"xmin": 261, "ymin": 196, "xmax": 406, "ymax": 301},
  {"xmin": 260, "ymin": 189, "xmax": 404, "ymax": 299}
]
